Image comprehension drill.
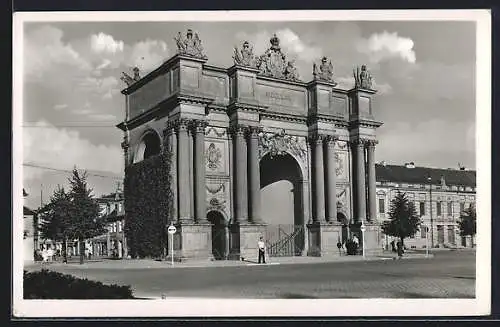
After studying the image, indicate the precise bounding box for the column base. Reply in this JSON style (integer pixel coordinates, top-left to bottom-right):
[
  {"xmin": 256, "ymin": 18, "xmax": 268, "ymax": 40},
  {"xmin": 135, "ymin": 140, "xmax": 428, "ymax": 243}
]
[
  {"xmin": 350, "ymin": 221, "xmax": 382, "ymax": 256},
  {"xmin": 229, "ymin": 222, "xmax": 267, "ymax": 261},
  {"xmin": 174, "ymin": 223, "xmax": 213, "ymax": 261},
  {"xmin": 307, "ymin": 222, "xmax": 344, "ymax": 257}
]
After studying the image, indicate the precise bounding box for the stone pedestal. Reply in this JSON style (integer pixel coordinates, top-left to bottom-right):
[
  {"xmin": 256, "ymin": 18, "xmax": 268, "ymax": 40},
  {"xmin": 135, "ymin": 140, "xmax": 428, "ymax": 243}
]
[
  {"xmin": 307, "ymin": 223, "xmax": 343, "ymax": 257},
  {"xmin": 228, "ymin": 223, "xmax": 267, "ymax": 261},
  {"xmin": 350, "ymin": 222, "xmax": 382, "ymax": 256},
  {"xmin": 173, "ymin": 223, "xmax": 212, "ymax": 260}
]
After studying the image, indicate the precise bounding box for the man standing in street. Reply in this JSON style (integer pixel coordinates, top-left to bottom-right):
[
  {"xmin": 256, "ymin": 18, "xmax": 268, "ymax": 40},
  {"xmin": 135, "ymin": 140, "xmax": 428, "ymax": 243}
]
[{"xmin": 258, "ymin": 236, "xmax": 266, "ymax": 264}]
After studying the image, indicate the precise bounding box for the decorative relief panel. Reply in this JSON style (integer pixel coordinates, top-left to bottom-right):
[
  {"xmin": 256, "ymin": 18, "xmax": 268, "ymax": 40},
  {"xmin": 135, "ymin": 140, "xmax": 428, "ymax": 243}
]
[
  {"xmin": 206, "ymin": 180, "xmax": 230, "ymax": 220},
  {"xmin": 205, "ymin": 138, "xmax": 228, "ymax": 175},
  {"xmin": 317, "ymin": 89, "xmax": 330, "ymax": 110},
  {"xmin": 335, "ymin": 151, "xmax": 348, "ymax": 180},
  {"xmin": 238, "ymin": 75, "xmax": 254, "ymax": 98},
  {"xmin": 129, "ymin": 73, "xmax": 170, "ymax": 119},
  {"xmin": 258, "ymin": 129, "xmax": 308, "ymax": 168}
]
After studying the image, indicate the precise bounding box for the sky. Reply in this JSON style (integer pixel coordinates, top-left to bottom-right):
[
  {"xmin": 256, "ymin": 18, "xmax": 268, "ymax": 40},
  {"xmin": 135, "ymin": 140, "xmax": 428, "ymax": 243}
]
[{"xmin": 20, "ymin": 20, "xmax": 476, "ymax": 209}]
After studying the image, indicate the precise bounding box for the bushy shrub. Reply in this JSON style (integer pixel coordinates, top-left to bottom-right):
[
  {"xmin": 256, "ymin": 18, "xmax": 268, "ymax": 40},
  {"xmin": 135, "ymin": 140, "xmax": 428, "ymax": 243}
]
[{"xmin": 23, "ymin": 269, "xmax": 134, "ymax": 299}]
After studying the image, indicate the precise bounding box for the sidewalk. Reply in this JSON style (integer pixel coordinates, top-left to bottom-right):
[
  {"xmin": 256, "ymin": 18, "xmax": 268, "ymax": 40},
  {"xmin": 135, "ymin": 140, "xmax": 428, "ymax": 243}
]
[{"xmin": 26, "ymin": 252, "xmax": 434, "ymax": 271}]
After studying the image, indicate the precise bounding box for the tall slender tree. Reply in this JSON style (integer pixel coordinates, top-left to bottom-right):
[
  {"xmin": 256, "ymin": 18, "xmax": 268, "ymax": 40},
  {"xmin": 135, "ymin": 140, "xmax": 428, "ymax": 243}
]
[
  {"xmin": 67, "ymin": 168, "xmax": 105, "ymax": 264},
  {"xmin": 382, "ymin": 191, "xmax": 422, "ymax": 247},
  {"xmin": 458, "ymin": 204, "xmax": 476, "ymax": 248}
]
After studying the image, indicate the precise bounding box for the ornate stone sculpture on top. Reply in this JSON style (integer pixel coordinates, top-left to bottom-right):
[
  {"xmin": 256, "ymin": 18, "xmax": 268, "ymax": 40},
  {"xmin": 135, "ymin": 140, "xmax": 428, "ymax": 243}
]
[
  {"xmin": 233, "ymin": 41, "xmax": 257, "ymax": 67},
  {"xmin": 313, "ymin": 56, "xmax": 337, "ymax": 85},
  {"xmin": 258, "ymin": 129, "xmax": 307, "ymax": 161},
  {"xmin": 255, "ymin": 34, "xmax": 301, "ymax": 82},
  {"xmin": 353, "ymin": 65, "xmax": 373, "ymax": 89},
  {"xmin": 174, "ymin": 29, "xmax": 207, "ymax": 59},
  {"xmin": 120, "ymin": 67, "xmax": 141, "ymax": 86}
]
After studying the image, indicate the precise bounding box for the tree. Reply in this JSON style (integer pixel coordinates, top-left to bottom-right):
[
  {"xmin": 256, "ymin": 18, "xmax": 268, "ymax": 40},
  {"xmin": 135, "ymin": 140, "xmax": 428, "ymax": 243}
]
[
  {"xmin": 38, "ymin": 169, "xmax": 105, "ymax": 264},
  {"xmin": 67, "ymin": 168, "xmax": 105, "ymax": 264},
  {"xmin": 458, "ymin": 204, "xmax": 476, "ymax": 248},
  {"xmin": 38, "ymin": 186, "xmax": 72, "ymax": 263},
  {"xmin": 382, "ymin": 191, "xmax": 422, "ymax": 247}
]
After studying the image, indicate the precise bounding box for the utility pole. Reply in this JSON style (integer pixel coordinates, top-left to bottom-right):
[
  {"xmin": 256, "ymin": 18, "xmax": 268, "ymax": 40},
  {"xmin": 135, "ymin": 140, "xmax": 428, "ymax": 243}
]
[{"xmin": 427, "ymin": 177, "xmax": 434, "ymax": 248}]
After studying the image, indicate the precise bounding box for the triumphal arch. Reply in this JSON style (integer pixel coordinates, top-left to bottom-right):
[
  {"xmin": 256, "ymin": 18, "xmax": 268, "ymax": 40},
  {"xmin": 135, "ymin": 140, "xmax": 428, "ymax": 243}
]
[{"xmin": 118, "ymin": 29, "xmax": 383, "ymax": 260}]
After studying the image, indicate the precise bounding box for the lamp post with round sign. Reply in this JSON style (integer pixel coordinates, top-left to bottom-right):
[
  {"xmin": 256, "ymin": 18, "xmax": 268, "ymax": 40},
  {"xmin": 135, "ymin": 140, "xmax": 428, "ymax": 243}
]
[
  {"xmin": 167, "ymin": 224, "xmax": 176, "ymax": 266},
  {"xmin": 360, "ymin": 221, "xmax": 366, "ymax": 259}
]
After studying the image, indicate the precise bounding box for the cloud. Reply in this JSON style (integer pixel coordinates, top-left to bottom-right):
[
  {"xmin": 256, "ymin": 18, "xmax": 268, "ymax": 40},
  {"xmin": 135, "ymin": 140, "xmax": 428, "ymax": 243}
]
[
  {"xmin": 276, "ymin": 28, "xmax": 322, "ymax": 62},
  {"xmin": 376, "ymin": 119, "xmax": 475, "ymax": 168},
  {"xmin": 77, "ymin": 76, "xmax": 120, "ymax": 99},
  {"xmin": 357, "ymin": 31, "xmax": 416, "ymax": 64},
  {"xmin": 127, "ymin": 39, "xmax": 169, "ymax": 72},
  {"xmin": 53, "ymin": 104, "xmax": 68, "ymax": 110},
  {"xmin": 90, "ymin": 32, "xmax": 124, "ymax": 54},
  {"xmin": 24, "ymin": 25, "xmax": 91, "ymax": 80},
  {"xmin": 23, "ymin": 120, "xmax": 123, "ymax": 181},
  {"xmin": 334, "ymin": 75, "xmax": 392, "ymax": 95},
  {"xmin": 96, "ymin": 59, "xmax": 112, "ymax": 70}
]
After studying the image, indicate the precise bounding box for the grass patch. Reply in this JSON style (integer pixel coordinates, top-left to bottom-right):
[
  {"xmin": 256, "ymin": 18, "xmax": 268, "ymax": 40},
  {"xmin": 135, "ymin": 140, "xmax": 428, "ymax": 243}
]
[{"xmin": 23, "ymin": 269, "xmax": 135, "ymax": 299}]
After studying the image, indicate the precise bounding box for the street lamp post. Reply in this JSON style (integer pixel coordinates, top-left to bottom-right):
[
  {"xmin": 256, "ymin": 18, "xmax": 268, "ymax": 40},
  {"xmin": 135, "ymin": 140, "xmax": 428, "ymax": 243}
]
[
  {"xmin": 360, "ymin": 221, "xmax": 366, "ymax": 259},
  {"xmin": 427, "ymin": 176, "xmax": 434, "ymax": 249},
  {"xmin": 425, "ymin": 224, "xmax": 429, "ymax": 258}
]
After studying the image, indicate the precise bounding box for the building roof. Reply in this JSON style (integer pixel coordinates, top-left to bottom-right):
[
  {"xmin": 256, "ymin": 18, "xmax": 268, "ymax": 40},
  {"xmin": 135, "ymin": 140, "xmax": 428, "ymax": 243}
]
[
  {"xmin": 23, "ymin": 206, "xmax": 36, "ymax": 216},
  {"xmin": 375, "ymin": 164, "xmax": 476, "ymax": 187},
  {"xmin": 96, "ymin": 192, "xmax": 123, "ymax": 202}
]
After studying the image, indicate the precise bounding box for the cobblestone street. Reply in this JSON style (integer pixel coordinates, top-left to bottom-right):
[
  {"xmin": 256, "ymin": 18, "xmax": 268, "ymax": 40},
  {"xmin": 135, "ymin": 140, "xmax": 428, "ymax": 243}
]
[{"xmin": 30, "ymin": 250, "xmax": 475, "ymax": 299}]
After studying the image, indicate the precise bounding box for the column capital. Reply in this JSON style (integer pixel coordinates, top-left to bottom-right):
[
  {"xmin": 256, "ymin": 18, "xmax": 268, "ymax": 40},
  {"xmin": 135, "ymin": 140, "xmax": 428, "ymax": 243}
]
[
  {"xmin": 351, "ymin": 138, "xmax": 368, "ymax": 147},
  {"xmin": 229, "ymin": 124, "xmax": 249, "ymax": 137},
  {"xmin": 246, "ymin": 126, "xmax": 263, "ymax": 138},
  {"xmin": 191, "ymin": 119, "xmax": 208, "ymax": 133},
  {"xmin": 308, "ymin": 133, "xmax": 327, "ymax": 145},
  {"xmin": 365, "ymin": 139, "xmax": 379, "ymax": 148},
  {"xmin": 325, "ymin": 135, "xmax": 339, "ymax": 147}
]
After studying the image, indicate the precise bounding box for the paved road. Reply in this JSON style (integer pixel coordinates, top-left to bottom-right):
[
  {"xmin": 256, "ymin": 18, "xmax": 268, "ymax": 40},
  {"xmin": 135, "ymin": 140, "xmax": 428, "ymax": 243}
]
[{"xmin": 33, "ymin": 250, "xmax": 475, "ymax": 299}]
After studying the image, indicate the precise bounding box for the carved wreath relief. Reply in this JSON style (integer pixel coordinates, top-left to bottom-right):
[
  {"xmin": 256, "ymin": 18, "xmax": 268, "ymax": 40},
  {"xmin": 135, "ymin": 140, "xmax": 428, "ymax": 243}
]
[{"xmin": 335, "ymin": 152, "xmax": 343, "ymax": 177}]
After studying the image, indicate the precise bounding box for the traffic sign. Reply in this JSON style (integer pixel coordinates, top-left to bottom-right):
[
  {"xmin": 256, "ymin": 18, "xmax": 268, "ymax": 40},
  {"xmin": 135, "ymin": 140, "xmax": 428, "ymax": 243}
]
[{"xmin": 167, "ymin": 225, "xmax": 177, "ymax": 234}]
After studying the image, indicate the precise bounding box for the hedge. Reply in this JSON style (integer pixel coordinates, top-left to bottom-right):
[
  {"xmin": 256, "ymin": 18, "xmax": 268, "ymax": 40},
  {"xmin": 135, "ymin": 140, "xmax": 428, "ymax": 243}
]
[
  {"xmin": 124, "ymin": 151, "xmax": 174, "ymax": 259},
  {"xmin": 23, "ymin": 269, "xmax": 134, "ymax": 299}
]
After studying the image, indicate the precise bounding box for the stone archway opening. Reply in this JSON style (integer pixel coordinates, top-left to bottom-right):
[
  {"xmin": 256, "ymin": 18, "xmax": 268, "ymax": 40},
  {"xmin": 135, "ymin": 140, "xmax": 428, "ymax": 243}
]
[
  {"xmin": 134, "ymin": 132, "xmax": 161, "ymax": 163},
  {"xmin": 260, "ymin": 152, "xmax": 305, "ymax": 256},
  {"xmin": 207, "ymin": 210, "xmax": 228, "ymax": 260}
]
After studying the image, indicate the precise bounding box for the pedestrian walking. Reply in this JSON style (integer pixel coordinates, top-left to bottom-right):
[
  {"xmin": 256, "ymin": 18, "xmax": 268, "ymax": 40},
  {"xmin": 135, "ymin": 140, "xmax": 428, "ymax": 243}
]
[
  {"xmin": 352, "ymin": 234, "xmax": 360, "ymax": 254},
  {"xmin": 390, "ymin": 240, "xmax": 396, "ymax": 253},
  {"xmin": 41, "ymin": 247, "xmax": 48, "ymax": 264},
  {"xmin": 47, "ymin": 247, "xmax": 54, "ymax": 262},
  {"xmin": 258, "ymin": 236, "xmax": 266, "ymax": 264},
  {"xmin": 397, "ymin": 241, "xmax": 404, "ymax": 259}
]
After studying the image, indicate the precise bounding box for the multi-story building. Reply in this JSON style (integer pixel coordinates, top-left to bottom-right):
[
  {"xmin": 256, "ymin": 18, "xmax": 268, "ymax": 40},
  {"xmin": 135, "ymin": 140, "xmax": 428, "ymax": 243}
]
[
  {"xmin": 23, "ymin": 189, "xmax": 37, "ymax": 263},
  {"xmin": 376, "ymin": 162, "xmax": 476, "ymax": 249},
  {"xmin": 91, "ymin": 189, "xmax": 127, "ymax": 258}
]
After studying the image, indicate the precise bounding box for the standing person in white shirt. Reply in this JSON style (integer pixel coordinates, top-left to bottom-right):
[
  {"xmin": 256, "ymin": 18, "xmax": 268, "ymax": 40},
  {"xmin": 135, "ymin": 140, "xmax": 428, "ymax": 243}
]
[{"xmin": 257, "ymin": 236, "xmax": 266, "ymax": 264}]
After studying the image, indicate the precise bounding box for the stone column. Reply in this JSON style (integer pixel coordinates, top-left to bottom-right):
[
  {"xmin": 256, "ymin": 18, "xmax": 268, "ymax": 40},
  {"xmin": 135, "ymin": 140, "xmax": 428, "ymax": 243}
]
[
  {"xmin": 353, "ymin": 139, "xmax": 367, "ymax": 222},
  {"xmin": 188, "ymin": 126, "xmax": 195, "ymax": 219},
  {"xmin": 170, "ymin": 124, "xmax": 178, "ymax": 223},
  {"xmin": 366, "ymin": 140, "xmax": 378, "ymax": 222},
  {"xmin": 312, "ymin": 135, "xmax": 326, "ymax": 223},
  {"xmin": 248, "ymin": 127, "xmax": 262, "ymax": 223},
  {"xmin": 326, "ymin": 135, "xmax": 338, "ymax": 223},
  {"xmin": 233, "ymin": 125, "xmax": 248, "ymax": 223},
  {"xmin": 177, "ymin": 119, "xmax": 192, "ymax": 223},
  {"xmin": 224, "ymin": 225, "xmax": 230, "ymax": 259},
  {"xmin": 194, "ymin": 120, "xmax": 208, "ymax": 223}
]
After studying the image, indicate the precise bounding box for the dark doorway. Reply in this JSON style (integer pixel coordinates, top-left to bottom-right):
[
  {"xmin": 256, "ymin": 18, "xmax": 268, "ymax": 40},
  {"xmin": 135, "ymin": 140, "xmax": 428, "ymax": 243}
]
[
  {"xmin": 337, "ymin": 212, "xmax": 349, "ymax": 244},
  {"xmin": 207, "ymin": 211, "xmax": 227, "ymax": 260}
]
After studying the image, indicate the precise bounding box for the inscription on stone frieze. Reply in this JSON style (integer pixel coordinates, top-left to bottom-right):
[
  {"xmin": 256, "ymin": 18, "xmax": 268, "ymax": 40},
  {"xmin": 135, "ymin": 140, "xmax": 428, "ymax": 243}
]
[
  {"xmin": 257, "ymin": 84, "xmax": 307, "ymax": 115},
  {"xmin": 332, "ymin": 96, "xmax": 347, "ymax": 116},
  {"xmin": 129, "ymin": 73, "xmax": 170, "ymax": 120}
]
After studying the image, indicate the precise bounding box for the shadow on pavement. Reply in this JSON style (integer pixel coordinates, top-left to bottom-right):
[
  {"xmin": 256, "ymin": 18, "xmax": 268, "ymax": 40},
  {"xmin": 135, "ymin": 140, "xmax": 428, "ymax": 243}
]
[{"xmin": 277, "ymin": 292, "xmax": 319, "ymax": 299}]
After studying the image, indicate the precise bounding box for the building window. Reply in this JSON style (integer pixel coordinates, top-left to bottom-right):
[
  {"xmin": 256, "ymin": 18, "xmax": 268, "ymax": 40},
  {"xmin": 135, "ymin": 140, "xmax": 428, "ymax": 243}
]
[
  {"xmin": 378, "ymin": 198, "xmax": 385, "ymax": 214},
  {"xmin": 421, "ymin": 227, "xmax": 427, "ymax": 238},
  {"xmin": 419, "ymin": 202, "xmax": 425, "ymax": 216},
  {"xmin": 447, "ymin": 202, "xmax": 452, "ymax": 215},
  {"xmin": 437, "ymin": 202, "xmax": 442, "ymax": 216}
]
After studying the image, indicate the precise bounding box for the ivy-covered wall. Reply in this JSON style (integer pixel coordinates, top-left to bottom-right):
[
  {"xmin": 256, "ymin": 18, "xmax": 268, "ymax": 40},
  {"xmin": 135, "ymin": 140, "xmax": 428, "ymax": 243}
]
[{"xmin": 124, "ymin": 152, "xmax": 173, "ymax": 259}]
